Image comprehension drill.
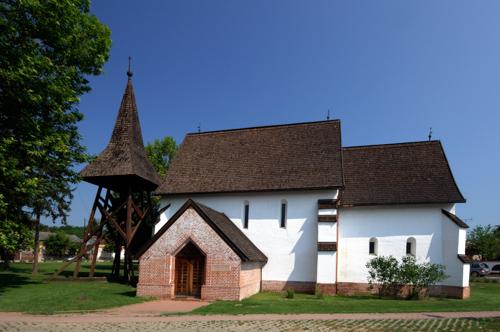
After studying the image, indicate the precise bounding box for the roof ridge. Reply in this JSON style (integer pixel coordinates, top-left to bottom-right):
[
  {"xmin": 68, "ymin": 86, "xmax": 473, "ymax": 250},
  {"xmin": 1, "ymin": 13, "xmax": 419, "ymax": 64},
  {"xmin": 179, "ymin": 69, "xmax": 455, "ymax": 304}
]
[
  {"xmin": 186, "ymin": 119, "xmax": 340, "ymax": 136},
  {"xmin": 343, "ymin": 140, "xmax": 440, "ymax": 150}
]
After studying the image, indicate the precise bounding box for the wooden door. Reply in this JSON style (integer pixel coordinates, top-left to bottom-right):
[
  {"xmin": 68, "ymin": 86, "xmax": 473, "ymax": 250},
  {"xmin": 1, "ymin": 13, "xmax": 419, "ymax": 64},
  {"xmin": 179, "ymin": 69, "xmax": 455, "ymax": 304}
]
[
  {"xmin": 175, "ymin": 258, "xmax": 190, "ymax": 295},
  {"xmin": 175, "ymin": 257, "xmax": 204, "ymax": 297}
]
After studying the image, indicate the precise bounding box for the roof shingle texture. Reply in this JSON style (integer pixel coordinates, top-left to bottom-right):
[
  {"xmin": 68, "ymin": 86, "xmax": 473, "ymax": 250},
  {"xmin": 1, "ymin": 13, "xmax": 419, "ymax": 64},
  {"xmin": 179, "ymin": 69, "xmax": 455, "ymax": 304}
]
[
  {"xmin": 157, "ymin": 120, "xmax": 343, "ymax": 194},
  {"xmin": 340, "ymin": 141, "xmax": 465, "ymax": 206},
  {"xmin": 195, "ymin": 201, "xmax": 268, "ymax": 263},
  {"xmin": 80, "ymin": 78, "xmax": 161, "ymax": 190}
]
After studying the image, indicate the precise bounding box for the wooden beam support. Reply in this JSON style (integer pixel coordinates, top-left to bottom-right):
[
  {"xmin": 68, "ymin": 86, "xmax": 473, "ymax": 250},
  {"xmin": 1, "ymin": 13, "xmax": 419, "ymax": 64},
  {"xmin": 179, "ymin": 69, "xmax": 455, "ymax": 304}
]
[
  {"xmin": 89, "ymin": 234, "xmax": 102, "ymax": 278},
  {"xmin": 74, "ymin": 186, "xmax": 102, "ymax": 278},
  {"xmin": 52, "ymin": 219, "xmax": 106, "ymax": 279}
]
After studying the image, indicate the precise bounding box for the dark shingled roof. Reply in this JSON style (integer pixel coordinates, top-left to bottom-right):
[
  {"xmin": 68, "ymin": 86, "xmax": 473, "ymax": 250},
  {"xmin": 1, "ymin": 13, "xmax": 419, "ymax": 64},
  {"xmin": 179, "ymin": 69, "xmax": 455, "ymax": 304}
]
[
  {"xmin": 442, "ymin": 210, "xmax": 470, "ymax": 228},
  {"xmin": 80, "ymin": 77, "xmax": 161, "ymax": 191},
  {"xmin": 136, "ymin": 199, "xmax": 267, "ymax": 263},
  {"xmin": 156, "ymin": 120, "xmax": 343, "ymax": 195},
  {"xmin": 457, "ymin": 254, "xmax": 473, "ymax": 264},
  {"xmin": 340, "ymin": 141, "xmax": 466, "ymax": 206}
]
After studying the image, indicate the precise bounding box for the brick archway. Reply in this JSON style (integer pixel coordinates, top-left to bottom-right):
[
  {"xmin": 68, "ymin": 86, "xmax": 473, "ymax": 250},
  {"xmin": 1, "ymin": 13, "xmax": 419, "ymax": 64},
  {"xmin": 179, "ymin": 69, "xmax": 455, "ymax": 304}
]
[{"xmin": 174, "ymin": 241, "xmax": 205, "ymax": 298}]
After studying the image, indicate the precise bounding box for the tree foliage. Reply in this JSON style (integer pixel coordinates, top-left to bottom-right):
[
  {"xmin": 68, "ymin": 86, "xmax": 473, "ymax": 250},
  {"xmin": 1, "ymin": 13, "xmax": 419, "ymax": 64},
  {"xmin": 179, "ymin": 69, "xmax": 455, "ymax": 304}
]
[
  {"xmin": 44, "ymin": 232, "xmax": 78, "ymax": 258},
  {"xmin": 466, "ymin": 225, "xmax": 500, "ymax": 260},
  {"xmin": 366, "ymin": 255, "xmax": 447, "ymax": 299},
  {"xmin": 145, "ymin": 136, "xmax": 178, "ymax": 179},
  {"xmin": 0, "ymin": 0, "xmax": 111, "ymax": 261}
]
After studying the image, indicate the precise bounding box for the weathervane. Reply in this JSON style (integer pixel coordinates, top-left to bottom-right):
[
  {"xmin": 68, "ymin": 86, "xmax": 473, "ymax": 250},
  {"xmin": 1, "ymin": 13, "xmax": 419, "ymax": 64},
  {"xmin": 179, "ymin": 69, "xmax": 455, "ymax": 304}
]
[
  {"xmin": 428, "ymin": 127, "xmax": 433, "ymax": 141},
  {"xmin": 127, "ymin": 56, "xmax": 133, "ymax": 78},
  {"xmin": 327, "ymin": 109, "xmax": 330, "ymax": 120}
]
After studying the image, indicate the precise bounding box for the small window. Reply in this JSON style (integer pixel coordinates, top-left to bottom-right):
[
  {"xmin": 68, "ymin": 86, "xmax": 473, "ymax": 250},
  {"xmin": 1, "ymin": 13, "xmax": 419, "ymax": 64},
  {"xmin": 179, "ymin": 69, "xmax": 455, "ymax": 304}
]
[
  {"xmin": 406, "ymin": 237, "xmax": 416, "ymax": 256},
  {"xmin": 369, "ymin": 238, "xmax": 377, "ymax": 255},
  {"xmin": 280, "ymin": 200, "xmax": 287, "ymax": 228},
  {"xmin": 243, "ymin": 201, "xmax": 249, "ymax": 229}
]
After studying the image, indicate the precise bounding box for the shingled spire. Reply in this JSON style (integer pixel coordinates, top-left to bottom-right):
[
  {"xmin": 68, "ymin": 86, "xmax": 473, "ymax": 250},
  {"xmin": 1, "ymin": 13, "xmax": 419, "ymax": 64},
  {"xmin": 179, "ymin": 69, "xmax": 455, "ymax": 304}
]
[
  {"xmin": 57, "ymin": 68, "xmax": 161, "ymax": 284},
  {"xmin": 80, "ymin": 70, "xmax": 161, "ymax": 191}
]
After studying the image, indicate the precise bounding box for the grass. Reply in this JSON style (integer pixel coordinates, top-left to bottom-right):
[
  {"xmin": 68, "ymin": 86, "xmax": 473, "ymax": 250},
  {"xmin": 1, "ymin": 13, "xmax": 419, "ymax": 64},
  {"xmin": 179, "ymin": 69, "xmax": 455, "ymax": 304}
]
[
  {"xmin": 189, "ymin": 282, "xmax": 500, "ymax": 315},
  {"xmin": 0, "ymin": 262, "xmax": 146, "ymax": 314}
]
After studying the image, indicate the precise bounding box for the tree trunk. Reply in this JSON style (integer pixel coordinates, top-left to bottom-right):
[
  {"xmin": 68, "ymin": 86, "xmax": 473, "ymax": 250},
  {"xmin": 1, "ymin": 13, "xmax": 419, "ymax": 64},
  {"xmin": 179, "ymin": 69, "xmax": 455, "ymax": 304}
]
[
  {"xmin": 0, "ymin": 248, "xmax": 10, "ymax": 269},
  {"xmin": 32, "ymin": 213, "xmax": 41, "ymax": 275}
]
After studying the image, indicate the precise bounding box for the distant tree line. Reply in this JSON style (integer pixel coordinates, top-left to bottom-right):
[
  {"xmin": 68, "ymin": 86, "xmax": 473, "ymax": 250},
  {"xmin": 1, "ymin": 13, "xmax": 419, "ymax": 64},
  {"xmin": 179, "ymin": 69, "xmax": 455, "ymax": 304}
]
[{"xmin": 466, "ymin": 225, "xmax": 500, "ymax": 261}]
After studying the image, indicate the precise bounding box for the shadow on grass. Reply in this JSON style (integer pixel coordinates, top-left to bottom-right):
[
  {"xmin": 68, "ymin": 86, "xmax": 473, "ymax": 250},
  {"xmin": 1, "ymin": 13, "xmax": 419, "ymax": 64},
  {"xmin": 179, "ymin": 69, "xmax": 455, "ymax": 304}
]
[
  {"xmin": 0, "ymin": 273, "xmax": 40, "ymax": 294},
  {"xmin": 119, "ymin": 290, "xmax": 137, "ymax": 297}
]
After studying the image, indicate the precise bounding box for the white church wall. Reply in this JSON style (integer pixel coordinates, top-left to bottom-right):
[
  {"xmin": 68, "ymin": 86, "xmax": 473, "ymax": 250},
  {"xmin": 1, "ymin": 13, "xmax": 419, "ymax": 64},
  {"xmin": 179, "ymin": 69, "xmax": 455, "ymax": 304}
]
[
  {"xmin": 442, "ymin": 214, "xmax": 469, "ymax": 287},
  {"xmin": 338, "ymin": 204, "xmax": 462, "ymax": 286},
  {"xmin": 317, "ymin": 252, "xmax": 336, "ymax": 283},
  {"xmin": 156, "ymin": 189, "xmax": 339, "ymax": 282},
  {"xmin": 318, "ymin": 222, "xmax": 337, "ymax": 242}
]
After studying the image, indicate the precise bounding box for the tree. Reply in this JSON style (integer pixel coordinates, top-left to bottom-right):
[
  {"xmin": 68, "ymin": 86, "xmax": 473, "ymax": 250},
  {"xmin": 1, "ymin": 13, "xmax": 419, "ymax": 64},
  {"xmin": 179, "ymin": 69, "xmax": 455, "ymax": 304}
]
[
  {"xmin": 466, "ymin": 225, "xmax": 500, "ymax": 260},
  {"xmin": 44, "ymin": 232, "xmax": 72, "ymax": 258},
  {"xmin": 145, "ymin": 137, "xmax": 178, "ymax": 179},
  {"xmin": 0, "ymin": 1, "xmax": 111, "ymax": 271},
  {"xmin": 0, "ymin": 219, "xmax": 32, "ymax": 268}
]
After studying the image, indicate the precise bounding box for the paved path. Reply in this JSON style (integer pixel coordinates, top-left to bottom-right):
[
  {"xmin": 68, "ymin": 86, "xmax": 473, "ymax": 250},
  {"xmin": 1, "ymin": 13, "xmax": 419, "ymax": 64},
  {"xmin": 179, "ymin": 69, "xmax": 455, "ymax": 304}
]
[
  {"xmin": 1, "ymin": 301, "xmax": 499, "ymax": 331},
  {"xmin": 0, "ymin": 310, "xmax": 499, "ymax": 323}
]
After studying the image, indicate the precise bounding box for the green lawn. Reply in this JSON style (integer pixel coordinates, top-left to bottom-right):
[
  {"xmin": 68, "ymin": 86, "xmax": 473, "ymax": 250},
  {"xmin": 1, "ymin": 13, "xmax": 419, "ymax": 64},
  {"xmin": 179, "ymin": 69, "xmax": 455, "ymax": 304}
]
[
  {"xmin": 190, "ymin": 282, "xmax": 500, "ymax": 315},
  {"xmin": 0, "ymin": 262, "xmax": 146, "ymax": 314}
]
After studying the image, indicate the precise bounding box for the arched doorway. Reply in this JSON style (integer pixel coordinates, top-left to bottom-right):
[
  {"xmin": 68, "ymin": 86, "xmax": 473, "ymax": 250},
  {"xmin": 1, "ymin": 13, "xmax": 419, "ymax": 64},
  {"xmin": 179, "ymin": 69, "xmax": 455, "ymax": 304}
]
[{"xmin": 175, "ymin": 241, "xmax": 205, "ymax": 298}]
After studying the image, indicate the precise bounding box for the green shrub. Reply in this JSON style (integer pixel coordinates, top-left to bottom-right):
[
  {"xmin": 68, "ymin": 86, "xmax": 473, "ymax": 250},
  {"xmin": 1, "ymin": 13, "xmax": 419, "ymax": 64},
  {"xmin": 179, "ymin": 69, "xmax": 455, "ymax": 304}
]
[
  {"xmin": 366, "ymin": 255, "xmax": 448, "ymax": 300},
  {"xmin": 366, "ymin": 255, "xmax": 400, "ymax": 298},
  {"xmin": 285, "ymin": 288, "xmax": 295, "ymax": 299},
  {"xmin": 398, "ymin": 255, "xmax": 448, "ymax": 299}
]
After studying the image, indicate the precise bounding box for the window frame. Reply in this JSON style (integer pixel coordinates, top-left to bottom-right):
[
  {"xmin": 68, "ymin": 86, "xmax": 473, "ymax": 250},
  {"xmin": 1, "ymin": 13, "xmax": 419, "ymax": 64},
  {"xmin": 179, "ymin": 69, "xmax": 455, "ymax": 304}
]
[
  {"xmin": 280, "ymin": 200, "xmax": 287, "ymax": 228},
  {"xmin": 243, "ymin": 201, "xmax": 249, "ymax": 229},
  {"xmin": 406, "ymin": 237, "xmax": 416, "ymax": 256},
  {"xmin": 369, "ymin": 237, "xmax": 377, "ymax": 255}
]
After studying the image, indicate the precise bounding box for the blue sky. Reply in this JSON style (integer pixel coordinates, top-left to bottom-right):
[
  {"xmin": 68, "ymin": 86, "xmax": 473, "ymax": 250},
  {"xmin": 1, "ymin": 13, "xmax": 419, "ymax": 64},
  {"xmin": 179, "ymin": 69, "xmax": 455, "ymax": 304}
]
[{"xmin": 59, "ymin": 1, "xmax": 500, "ymax": 229}]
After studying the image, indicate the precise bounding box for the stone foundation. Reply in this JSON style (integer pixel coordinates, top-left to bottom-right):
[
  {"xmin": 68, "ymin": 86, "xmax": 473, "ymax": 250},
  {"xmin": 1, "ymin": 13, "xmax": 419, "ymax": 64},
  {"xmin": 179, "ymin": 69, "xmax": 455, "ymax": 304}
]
[
  {"xmin": 261, "ymin": 280, "xmax": 316, "ymax": 293},
  {"xmin": 336, "ymin": 282, "xmax": 470, "ymax": 299},
  {"xmin": 316, "ymin": 283, "xmax": 337, "ymax": 295}
]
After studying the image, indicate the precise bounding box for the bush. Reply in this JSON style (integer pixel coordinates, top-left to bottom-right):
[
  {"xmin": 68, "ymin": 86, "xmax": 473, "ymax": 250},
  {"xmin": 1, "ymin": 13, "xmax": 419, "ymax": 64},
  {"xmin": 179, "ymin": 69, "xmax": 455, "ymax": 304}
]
[
  {"xmin": 398, "ymin": 255, "xmax": 447, "ymax": 299},
  {"xmin": 366, "ymin": 255, "xmax": 400, "ymax": 298},
  {"xmin": 366, "ymin": 255, "xmax": 448, "ymax": 299},
  {"xmin": 285, "ymin": 288, "xmax": 295, "ymax": 299}
]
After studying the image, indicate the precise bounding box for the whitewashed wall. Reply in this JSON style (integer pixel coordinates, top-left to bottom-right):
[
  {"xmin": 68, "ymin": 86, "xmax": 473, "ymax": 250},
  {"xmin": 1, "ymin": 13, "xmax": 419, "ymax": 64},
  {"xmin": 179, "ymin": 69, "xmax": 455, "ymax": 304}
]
[
  {"xmin": 442, "ymin": 214, "xmax": 469, "ymax": 286},
  {"xmin": 155, "ymin": 190, "xmax": 338, "ymax": 282},
  {"xmin": 338, "ymin": 204, "xmax": 467, "ymax": 287}
]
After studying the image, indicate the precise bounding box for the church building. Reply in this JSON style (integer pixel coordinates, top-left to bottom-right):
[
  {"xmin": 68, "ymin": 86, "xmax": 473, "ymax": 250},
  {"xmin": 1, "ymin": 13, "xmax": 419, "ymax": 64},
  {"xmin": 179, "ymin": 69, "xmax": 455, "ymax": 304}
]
[{"xmin": 135, "ymin": 112, "xmax": 470, "ymax": 300}]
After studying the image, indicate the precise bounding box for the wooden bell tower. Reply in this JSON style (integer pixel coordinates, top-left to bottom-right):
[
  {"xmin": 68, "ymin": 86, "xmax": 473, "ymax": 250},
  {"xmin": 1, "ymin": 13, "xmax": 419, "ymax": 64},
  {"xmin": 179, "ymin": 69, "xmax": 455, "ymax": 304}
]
[{"xmin": 54, "ymin": 63, "xmax": 161, "ymax": 284}]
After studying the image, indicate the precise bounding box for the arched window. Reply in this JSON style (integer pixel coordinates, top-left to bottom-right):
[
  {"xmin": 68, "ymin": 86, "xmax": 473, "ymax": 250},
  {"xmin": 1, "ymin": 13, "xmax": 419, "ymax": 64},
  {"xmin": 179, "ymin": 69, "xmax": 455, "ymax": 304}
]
[
  {"xmin": 406, "ymin": 237, "xmax": 416, "ymax": 256},
  {"xmin": 243, "ymin": 201, "xmax": 249, "ymax": 229},
  {"xmin": 369, "ymin": 238, "xmax": 377, "ymax": 255},
  {"xmin": 280, "ymin": 199, "xmax": 287, "ymax": 228}
]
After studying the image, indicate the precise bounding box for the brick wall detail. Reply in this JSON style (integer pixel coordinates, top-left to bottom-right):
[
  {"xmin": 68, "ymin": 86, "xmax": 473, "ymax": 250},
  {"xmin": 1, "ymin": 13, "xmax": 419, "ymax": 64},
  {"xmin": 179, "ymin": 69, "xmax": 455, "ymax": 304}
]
[
  {"xmin": 317, "ymin": 283, "xmax": 337, "ymax": 295},
  {"xmin": 137, "ymin": 207, "xmax": 257, "ymax": 301},
  {"xmin": 337, "ymin": 282, "xmax": 470, "ymax": 299},
  {"xmin": 239, "ymin": 262, "xmax": 262, "ymax": 300}
]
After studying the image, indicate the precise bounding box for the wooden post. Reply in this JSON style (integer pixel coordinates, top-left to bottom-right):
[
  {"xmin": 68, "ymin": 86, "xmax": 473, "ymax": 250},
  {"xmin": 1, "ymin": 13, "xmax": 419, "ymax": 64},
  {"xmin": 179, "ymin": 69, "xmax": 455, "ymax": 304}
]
[
  {"xmin": 89, "ymin": 234, "xmax": 102, "ymax": 278},
  {"xmin": 74, "ymin": 186, "xmax": 102, "ymax": 278}
]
